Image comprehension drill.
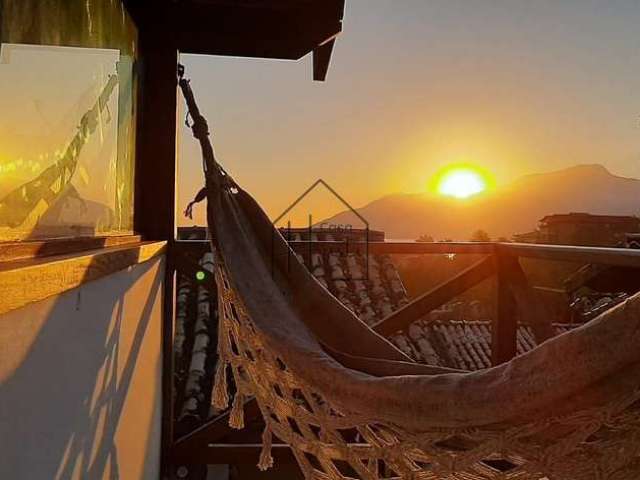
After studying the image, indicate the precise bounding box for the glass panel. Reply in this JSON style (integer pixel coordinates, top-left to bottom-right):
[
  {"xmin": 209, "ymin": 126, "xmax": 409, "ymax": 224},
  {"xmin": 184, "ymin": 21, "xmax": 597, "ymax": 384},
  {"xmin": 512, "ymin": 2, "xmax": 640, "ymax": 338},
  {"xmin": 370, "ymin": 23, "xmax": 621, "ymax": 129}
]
[{"xmin": 0, "ymin": 0, "xmax": 137, "ymax": 240}]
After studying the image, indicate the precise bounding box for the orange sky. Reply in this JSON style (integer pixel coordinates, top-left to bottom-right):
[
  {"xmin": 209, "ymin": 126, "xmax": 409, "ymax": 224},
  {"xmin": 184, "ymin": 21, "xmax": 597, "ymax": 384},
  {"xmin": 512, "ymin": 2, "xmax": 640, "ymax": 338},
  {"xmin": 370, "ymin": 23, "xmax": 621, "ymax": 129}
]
[
  {"xmin": 0, "ymin": 44, "xmax": 121, "ymax": 205},
  {"xmin": 2, "ymin": 1, "xmax": 640, "ymax": 233},
  {"xmin": 177, "ymin": 0, "xmax": 640, "ymax": 228}
]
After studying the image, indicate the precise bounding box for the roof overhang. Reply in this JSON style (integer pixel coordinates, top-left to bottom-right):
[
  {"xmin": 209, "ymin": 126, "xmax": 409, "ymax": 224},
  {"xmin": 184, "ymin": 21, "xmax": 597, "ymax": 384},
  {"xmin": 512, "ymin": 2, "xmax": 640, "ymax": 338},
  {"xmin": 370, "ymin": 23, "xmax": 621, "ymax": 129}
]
[{"xmin": 124, "ymin": 0, "xmax": 345, "ymax": 80}]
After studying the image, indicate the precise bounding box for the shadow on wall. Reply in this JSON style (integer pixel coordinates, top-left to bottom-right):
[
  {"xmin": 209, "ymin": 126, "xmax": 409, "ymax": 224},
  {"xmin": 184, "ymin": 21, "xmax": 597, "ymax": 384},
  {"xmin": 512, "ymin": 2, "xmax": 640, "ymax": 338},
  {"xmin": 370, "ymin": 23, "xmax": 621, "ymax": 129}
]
[{"xmin": 0, "ymin": 255, "xmax": 164, "ymax": 479}]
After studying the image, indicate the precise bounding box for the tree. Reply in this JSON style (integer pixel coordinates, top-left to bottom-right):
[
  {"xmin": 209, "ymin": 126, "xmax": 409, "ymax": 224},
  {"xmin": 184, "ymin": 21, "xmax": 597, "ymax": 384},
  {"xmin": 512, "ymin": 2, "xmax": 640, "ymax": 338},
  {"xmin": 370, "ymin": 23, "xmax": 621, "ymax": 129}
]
[
  {"xmin": 416, "ymin": 234, "xmax": 434, "ymax": 243},
  {"xmin": 470, "ymin": 229, "xmax": 490, "ymax": 242}
]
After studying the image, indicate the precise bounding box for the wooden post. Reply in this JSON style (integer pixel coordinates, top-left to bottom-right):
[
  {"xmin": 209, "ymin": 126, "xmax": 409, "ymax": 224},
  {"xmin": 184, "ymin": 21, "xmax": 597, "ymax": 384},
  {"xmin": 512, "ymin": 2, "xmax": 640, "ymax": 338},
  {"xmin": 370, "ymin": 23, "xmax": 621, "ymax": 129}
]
[
  {"xmin": 134, "ymin": 38, "xmax": 178, "ymax": 241},
  {"xmin": 134, "ymin": 19, "xmax": 179, "ymax": 478},
  {"xmin": 308, "ymin": 214, "xmax": 313, "ymax": 267},
  {"xmin": 492, "ymin": 254, "xmax": 518, "ymax": 365}
]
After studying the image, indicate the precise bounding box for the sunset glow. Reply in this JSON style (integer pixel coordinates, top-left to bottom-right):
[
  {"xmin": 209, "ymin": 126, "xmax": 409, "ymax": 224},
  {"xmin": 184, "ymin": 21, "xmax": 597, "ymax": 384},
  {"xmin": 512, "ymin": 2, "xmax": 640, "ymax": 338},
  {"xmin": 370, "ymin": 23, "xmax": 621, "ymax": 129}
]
[{"xmin": 433, "ymin": 165, "xmax": 492, "ymax": 199}]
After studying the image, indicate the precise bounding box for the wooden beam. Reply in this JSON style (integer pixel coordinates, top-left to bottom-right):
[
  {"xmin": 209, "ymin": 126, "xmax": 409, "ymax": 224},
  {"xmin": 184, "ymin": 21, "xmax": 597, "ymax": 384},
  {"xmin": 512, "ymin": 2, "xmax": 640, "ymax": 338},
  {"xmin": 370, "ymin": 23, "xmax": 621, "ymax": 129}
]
[
  {"xmin": 372, "ymin": 255, "xmax": 496, "ymax": 336},
  {"xmin": 497, "ymin": 242, "xmax": 640, "ymax": 268},
  {"xmin": 288, "ymin": 241, "xmax": 495, "ymax": 255},
  {"xmin": 126, "ymin": 1, "xmax": 344, "ymax": 61},
  {"xmin": 172, "ymin": 399, "xmax": 262, "ymax": 460},
  {"xmin": 492, "ymin": 255, "xmax": 518, "ymax": 365},
  {"xmin": 0, "ymin": 235, "xmax": 142, "ymax": 262},
  {"xmin": 313, "ymin": 37, "xmax": 336, "ymax": 81},
  {"xmin": 134, "ymin": 26, "xmax": 178, "ymax": 241},
  {"xmin": 162, "ymin": 269, "xmax": 176, "ymax": 475},
  {"xmin": 133, "ymin": 21, "xmax": 178, "ymax": 478},
  {"xmin": 172, "ymin": 444, "xmax": 296, "ymax": 465},
  {"xmin": 287, "ymin": 240, "xmax": 640, "ymax": 266},
  {"xmin": 176, "ymin": 1, "xmax": 344, "ymax": 60}
]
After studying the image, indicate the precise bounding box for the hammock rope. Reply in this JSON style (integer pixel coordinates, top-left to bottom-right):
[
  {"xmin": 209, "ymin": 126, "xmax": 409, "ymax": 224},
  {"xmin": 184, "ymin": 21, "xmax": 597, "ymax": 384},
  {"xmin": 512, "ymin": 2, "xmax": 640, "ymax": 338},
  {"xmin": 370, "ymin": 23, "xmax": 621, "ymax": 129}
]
[{"xmin": 179, "ymin": 66, "xmax": 640, "ymax": 480}]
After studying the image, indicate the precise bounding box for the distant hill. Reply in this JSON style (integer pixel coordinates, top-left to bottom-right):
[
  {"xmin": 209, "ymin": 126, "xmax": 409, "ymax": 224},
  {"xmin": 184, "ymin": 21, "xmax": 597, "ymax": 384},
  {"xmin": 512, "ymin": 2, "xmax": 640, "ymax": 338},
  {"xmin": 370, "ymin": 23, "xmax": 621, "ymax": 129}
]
[{"xmin": 323, "ymin": 164, "xmax": 640, "ymax": 240}]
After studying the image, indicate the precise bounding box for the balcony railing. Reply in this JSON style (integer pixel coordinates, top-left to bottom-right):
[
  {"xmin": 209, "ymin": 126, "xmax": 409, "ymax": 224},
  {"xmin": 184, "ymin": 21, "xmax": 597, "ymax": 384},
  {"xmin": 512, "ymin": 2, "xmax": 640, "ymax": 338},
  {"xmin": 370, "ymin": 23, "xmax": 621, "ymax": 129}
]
[{"xmin": 168, "ymin": 238, "xmax": 639, "ymax": 468}]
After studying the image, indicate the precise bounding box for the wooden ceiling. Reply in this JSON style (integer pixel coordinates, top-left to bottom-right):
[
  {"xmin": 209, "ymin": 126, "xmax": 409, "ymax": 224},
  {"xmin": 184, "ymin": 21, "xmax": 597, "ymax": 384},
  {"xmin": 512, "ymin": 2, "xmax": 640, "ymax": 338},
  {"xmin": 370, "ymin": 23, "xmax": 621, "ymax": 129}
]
[{"xmin": 124, "ymin": 0, "xmax": 344, "ymax": 79}]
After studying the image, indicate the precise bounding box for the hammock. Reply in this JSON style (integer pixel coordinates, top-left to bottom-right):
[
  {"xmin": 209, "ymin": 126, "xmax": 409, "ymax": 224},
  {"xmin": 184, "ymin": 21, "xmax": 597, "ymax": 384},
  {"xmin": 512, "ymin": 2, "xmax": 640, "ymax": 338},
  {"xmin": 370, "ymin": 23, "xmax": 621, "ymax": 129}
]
[{"xmin": 179, "ymin": 70, "xmax": 640, "ymax": 479}]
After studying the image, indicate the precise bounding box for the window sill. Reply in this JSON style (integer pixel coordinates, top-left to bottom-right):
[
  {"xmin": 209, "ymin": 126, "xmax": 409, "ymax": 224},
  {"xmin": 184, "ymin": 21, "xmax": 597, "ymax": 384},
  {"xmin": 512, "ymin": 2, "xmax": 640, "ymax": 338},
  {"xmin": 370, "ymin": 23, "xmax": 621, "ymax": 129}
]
[
  {"xmin": 0, "ymin": 241, "xmax": 167, "ymax": 315},
  {"xmin": 0, "ymin": 235, "xmax": 143, "ymax": 263}
]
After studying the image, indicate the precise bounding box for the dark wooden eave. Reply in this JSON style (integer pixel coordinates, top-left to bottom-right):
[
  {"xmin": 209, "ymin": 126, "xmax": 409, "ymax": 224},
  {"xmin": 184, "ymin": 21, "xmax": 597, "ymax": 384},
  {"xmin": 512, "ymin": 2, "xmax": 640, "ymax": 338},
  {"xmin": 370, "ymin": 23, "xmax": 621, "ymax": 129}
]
[{"xmin": 124, "ymin": 0, "xmax": 344, "ymax": 79}]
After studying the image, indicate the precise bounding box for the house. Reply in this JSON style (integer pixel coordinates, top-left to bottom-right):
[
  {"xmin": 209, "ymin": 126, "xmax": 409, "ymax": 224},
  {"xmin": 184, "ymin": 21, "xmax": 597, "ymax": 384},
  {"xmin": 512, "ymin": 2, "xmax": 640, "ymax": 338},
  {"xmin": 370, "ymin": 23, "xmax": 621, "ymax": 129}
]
[{"xmin": 537, "ymin": 213, "xmax": 640, "ymax": 246}]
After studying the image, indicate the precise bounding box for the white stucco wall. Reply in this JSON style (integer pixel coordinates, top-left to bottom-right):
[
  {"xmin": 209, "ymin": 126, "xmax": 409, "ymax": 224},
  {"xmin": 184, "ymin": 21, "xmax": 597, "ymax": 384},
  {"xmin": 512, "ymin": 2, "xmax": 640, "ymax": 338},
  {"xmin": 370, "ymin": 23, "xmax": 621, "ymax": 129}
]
[{"xmin": 0, "ymin": 255, "xmax": 164, "ymax": 479}]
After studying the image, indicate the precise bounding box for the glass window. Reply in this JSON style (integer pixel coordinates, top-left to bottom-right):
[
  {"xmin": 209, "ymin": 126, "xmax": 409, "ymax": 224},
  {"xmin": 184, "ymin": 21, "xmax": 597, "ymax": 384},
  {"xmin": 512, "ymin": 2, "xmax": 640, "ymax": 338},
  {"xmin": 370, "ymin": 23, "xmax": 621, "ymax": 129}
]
[{"xmin": 0, "ymin": 0, "xmax": 137, "ymax": 241}]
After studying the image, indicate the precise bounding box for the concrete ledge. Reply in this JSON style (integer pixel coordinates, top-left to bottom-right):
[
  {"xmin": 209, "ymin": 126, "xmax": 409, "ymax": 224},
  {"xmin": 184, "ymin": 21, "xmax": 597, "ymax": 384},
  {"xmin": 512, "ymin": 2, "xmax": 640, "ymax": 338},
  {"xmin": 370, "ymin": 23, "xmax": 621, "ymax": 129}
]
[{"xmin": 0, "ymin": 241, "xmax": 166, "ymax": 315}]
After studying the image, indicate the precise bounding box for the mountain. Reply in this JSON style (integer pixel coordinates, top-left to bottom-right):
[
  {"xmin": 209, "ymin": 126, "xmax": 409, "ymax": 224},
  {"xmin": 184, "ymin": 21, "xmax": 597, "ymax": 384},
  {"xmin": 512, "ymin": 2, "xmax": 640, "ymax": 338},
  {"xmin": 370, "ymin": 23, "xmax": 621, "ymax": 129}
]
[{"xmin": 322, "ymin": 164, "xmax": 640, "ymax": 240}]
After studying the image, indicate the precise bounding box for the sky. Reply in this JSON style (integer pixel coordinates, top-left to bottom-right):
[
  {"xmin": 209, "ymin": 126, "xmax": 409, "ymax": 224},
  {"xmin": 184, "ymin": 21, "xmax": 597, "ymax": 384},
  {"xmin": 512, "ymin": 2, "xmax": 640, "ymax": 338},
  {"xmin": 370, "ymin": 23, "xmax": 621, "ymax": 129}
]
[
  {"xmin": 178, "ymin": 0, "xmax": 640, "ymax": 228},
  {"xmin": 4, "ymin": 1, "xmax": 638, "ymax": 231}
]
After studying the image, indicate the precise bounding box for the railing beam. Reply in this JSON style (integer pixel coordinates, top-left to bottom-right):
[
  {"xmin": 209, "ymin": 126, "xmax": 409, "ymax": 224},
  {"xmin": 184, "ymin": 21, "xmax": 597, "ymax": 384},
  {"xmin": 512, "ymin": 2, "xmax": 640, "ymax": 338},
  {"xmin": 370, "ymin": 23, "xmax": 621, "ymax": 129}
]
[
  {"xmin": 288, "ymin": 240, "xmax": 495, "ymax": 255},
  {"xmin": 190, "ymin": 238, "xmax": 640, "ymax": 267},
  {"xmin": 372, "ymin": 255, "xmax": 496, "ymax": 336},
  {"xmin": 172, "ymin": 443, "xmax": 296, "ymax": 465},
  {"xmin": 497, "ymin": 242, "xmax": 640, "ymax": 267}
]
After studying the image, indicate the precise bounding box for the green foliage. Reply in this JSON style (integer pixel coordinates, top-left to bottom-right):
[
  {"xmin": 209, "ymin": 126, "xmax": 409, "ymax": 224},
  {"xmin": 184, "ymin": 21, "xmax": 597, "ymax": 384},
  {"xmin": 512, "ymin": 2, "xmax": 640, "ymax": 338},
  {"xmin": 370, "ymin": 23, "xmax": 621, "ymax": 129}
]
[
  {"xmin": 470, "ymin": 229, "xmax": 491, "ymax": 242},
  {"xmin": 416, "ymin": 234, "xmax": 434, "ymax": 243}
]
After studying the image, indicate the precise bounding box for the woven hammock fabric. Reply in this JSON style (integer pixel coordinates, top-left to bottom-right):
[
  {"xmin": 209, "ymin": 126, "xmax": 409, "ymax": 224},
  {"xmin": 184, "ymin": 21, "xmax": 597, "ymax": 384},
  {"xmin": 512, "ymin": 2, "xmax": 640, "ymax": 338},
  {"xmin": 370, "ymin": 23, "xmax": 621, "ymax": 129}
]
[{"xmin": 202, "ymin": 167, "xmax": 640, "ymax": 479}]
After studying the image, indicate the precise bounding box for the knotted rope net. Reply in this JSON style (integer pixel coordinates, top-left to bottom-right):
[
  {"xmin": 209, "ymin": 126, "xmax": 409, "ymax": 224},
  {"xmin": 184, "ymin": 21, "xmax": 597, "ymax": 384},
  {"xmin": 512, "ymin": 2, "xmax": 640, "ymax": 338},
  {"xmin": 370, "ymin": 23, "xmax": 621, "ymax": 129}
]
[{"xmin": 211, "ymin": 249, "xmax": 640, "ymax": 479}]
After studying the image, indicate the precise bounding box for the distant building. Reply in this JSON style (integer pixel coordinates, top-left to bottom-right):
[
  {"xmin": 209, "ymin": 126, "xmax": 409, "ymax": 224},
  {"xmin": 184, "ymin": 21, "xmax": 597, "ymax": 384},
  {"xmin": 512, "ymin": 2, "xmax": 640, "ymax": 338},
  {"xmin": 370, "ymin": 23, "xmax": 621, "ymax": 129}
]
[
  {"xmin": 514, "ymin": 213, "xmax": 640, "ymax": 246},
  {"xmin": 539, "ymin": 213, "xmax": 640, "ymax": 246},
  {"xmin": 512, "ymin": 230, "xmax": 540, "ymax": 244}
]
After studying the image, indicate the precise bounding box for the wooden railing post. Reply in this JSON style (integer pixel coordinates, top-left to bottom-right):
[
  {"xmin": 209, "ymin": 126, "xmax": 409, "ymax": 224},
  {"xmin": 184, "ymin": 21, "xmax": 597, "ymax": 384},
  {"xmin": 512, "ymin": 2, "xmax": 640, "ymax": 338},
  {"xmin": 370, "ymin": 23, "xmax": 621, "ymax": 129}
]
[
  {"xmin": 492, "ymin": 254, "xmax": 518, "ymax": 365},
  {"xmin": 134, "ymin": 20, "xmax": 178, "ymax": 477}
]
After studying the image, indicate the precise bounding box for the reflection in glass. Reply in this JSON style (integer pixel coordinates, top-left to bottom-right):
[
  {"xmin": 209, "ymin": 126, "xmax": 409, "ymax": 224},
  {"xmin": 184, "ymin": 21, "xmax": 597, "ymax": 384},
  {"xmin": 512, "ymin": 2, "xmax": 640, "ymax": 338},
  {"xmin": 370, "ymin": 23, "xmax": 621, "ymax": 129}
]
[{"xmin": 0, "ymin": 0, "xmax": 137, "ymax": 240}]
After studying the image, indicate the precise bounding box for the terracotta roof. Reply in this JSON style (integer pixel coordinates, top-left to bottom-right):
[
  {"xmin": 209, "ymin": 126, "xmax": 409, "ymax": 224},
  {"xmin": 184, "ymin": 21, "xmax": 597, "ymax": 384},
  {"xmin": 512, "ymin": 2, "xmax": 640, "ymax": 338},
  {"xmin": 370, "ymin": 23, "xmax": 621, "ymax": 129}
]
[
  {"xmin": 390, "ymin": 320, "xmax": 578, "ymax": 371},
  {"xmin": 174, "ymin": 252, "xmax": 219, "ymax": 432},
  {"xmin": 293, "ymin": 246, "xmax": 583, "ymax": 370},
  {"xmin": 298, "ymin": 250, "xmax": 409, "ymax": 326}
]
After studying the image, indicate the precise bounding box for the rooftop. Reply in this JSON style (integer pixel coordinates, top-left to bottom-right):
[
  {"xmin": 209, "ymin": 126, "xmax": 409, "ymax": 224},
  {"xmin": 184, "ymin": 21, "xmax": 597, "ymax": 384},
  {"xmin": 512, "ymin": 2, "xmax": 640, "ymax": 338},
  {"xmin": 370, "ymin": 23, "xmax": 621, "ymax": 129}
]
[{"xmin": 540, "ymin": 212, "xmax": 640, "ymax": 225}]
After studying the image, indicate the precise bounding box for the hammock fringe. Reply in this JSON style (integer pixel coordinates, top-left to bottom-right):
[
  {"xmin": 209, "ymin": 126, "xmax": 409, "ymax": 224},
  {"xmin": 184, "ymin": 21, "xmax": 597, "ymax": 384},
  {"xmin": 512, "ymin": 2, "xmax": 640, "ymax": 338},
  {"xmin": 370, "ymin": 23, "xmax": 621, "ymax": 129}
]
[
  {"xmin": 258, "ymin": 423, "xmax": 274, "ymax": 471},
  {"xmin": 212, "ymin": 313, "xmax": 230, "ymax": 410},
  {"xmin": 212, "ymin": 360, "xmax": 229, "ymax": 410},
  {"xmin": 229, "ymin": 391, "xmax": 246, "ymax": 429}
]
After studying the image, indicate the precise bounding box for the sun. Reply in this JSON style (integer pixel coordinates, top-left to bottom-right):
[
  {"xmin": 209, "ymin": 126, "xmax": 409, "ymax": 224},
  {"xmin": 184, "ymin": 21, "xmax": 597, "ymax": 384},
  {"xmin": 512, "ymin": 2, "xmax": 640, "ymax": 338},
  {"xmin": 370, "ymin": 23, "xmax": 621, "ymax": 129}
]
[
  {"xmin": 431, "ymin": 164, "xmax": 493, "ymax": 199},
  {"xmin": 438, "ymin": 169, "xmax": 485, "ymax": 198}
]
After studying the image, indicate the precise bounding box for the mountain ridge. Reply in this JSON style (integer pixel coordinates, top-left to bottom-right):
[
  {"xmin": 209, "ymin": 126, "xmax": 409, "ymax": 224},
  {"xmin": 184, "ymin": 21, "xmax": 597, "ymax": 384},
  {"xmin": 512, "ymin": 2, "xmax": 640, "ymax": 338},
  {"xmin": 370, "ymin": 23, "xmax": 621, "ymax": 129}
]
[{"xmin": 322, "ymin": 164, "xmax": 640, "ymax": 240}]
